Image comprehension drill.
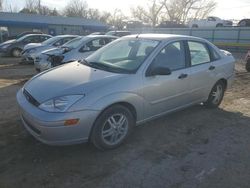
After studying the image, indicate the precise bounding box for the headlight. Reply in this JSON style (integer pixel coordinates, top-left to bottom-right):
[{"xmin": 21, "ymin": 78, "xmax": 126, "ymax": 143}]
[
  {"xmin": 1, "ymin": 44, "xmax": 10, "ymax": 49},
  {"xmin": 39, "ymin": 95, "xmax": 84, "ymax": 112}
]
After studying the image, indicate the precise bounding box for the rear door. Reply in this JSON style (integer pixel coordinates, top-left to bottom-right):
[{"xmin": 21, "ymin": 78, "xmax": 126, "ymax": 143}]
[{"xmin": 186, "ymin": 41, "xmax": 217, "ymax": 102}]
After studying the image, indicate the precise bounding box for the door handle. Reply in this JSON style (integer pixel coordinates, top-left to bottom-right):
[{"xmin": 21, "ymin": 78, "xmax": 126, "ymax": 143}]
[
  {"xmin": 209, "ymin": 66, "xmax": 215, "ymax": 70},
  {"xmin": 178, "ymin": 73, "xmax": 188, "ymax": 79}
]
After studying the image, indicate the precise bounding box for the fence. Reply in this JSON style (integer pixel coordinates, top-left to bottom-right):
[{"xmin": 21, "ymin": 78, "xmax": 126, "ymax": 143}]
[{"xmin": 129, "ymin": 27, "xmax": 250, "ymax": 53}]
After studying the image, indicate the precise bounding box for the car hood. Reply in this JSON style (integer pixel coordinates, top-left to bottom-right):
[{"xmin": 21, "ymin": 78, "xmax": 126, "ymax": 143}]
[
  {"xmin": 41, "ymin": 47, "xmax": 63, "ymax": 56},
  {"xmin": 24, "ymin": 61, "xmax": 124, "ymax": 103},
  {"xmin": 0, "ymin": 39, "xmax": 16, "ymax": 46},
  {"xmin": 24, "ymin": 43, "xmax": 43, "ymax": 51}
]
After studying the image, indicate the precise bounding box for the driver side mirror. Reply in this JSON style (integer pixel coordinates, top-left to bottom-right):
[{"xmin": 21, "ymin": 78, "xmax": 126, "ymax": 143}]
[{"xmin": 146, "ymin": 66, "xmax": 172, "ymax": 77}]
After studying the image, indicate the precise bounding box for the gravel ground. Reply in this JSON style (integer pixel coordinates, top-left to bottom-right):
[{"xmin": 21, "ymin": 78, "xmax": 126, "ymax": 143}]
[{"xmin": 0, "ymin": 56, "xmax": 250, "ymax": 188}]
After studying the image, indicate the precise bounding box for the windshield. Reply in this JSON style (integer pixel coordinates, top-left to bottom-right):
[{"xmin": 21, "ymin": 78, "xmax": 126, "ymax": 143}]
[
  {"xmin": 85, "ymin": 38, "xmax": 160, "ymax": 73},
  {"xmin": 62, "ymin": 36, "xmax": 85, "ymax": 49},
  {"xmin": 42, "ymin": 36, "xmax": 61, "ymax": 45},
  {"xmin": 16, "ymin": 35, "xmax": 29, "ymax": 42}
]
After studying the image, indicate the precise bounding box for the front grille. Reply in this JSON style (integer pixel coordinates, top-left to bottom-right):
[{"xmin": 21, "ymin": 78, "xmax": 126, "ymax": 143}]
[
  {"xmin": 22, "ymin": 115, "xmax": 41, "ymax": 135},
  {"xmin": 23, "ymin": 89, "xmax": 40, "ymax": 107}
]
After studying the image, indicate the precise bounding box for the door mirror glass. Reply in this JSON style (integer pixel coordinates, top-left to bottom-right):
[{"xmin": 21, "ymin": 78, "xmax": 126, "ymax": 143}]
[{"xmin": 148, "ymin": 66, "xmax": 171, "ymax": 76}]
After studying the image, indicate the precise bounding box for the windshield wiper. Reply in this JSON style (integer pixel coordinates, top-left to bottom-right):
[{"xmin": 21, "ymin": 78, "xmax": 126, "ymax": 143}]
[{"xmin": 82, "ymin": 60, "xmax": 132, "ymax": 74}]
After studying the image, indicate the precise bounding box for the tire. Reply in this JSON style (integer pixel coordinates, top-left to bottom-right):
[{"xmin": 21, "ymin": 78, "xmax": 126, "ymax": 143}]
[
  {"xmin": 246, "ymin": 60, "xmax": 250, "ymax": 72},
  {"xmin": 204, "ymin": 81, "xmax": 226, "ymax": 108},
  {"xmin": 216, "ymin": 24, "xmax": 223, "ymax": 27},
  {"xmin": 11, "ymin": 48, "xmax": 22, "ymax": 57},
  {"xmin": 91, "ymin": 105, "xmax": 135, "ymax": 150}
]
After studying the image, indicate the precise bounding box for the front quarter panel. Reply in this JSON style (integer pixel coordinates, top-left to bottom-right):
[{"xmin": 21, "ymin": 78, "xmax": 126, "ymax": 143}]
[{"xmin": 69, "ymin": 74, "xmax": 145, "ymax": 122}]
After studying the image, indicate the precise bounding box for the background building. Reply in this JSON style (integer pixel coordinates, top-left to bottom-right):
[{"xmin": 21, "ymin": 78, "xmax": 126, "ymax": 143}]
[{"xmin": 0, "ymin": 12, "xmax": 108, "ymax": 38}]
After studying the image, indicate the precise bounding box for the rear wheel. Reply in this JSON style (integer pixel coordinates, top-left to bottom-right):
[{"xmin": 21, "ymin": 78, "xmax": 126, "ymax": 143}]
[
  {"xmin": 204, "ymin": 81, "xmax": 225, "ymax": 108},
  {"xmin": 11, "ymin": 48, "xmax": 22, "ymax": 57},
  {"xmin": 246, "ymin": 60, "xmax": 250, "ymax": 72},
  {"xmin": 91, "ymin": 105, "xmax": 135, "ymax": 150}
]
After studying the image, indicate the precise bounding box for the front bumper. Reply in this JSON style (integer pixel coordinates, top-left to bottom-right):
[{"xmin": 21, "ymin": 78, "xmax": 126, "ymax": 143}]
[
  {"xmin": 16, "ymin": 89, "xmax": 99, "ymax": 145},
  {"xmin": 21, "ymin": 53, "xmax": 35, "ymax": 64},
  {"xmin": 34, "ymin": 56, "xmax": 52, "ymax": 72}
]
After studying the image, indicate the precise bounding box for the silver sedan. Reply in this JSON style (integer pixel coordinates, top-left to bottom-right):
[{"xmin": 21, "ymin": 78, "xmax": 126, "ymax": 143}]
[{"xmin": 16, "ymin": 34, "xmax": 235, "ymax": 150}]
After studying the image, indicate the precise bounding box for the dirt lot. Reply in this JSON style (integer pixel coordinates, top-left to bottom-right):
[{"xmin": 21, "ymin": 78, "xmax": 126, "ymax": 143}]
[{"xmin": 0, "ymin": 56, "xmax": 250, "ymax": 188}]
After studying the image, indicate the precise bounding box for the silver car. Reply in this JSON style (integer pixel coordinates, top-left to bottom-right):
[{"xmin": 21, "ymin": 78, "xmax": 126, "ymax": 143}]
[
  {"xmin": 17, "ymin": 34, "xmax": 235, "ymax": 150},
  {"xmin": 34, "ymin": 35, "xmax": 118, "ymax": 72},
  {"xmin": 21, "ymin": 35, "xmax": 78, "ymax": 64}
]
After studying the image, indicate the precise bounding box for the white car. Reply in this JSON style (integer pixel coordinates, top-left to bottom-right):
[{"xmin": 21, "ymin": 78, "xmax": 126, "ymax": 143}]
[
  {"xmin": 21, "ymin": 35, "xmax": 78, "ymax": 64},
  {"xmin": 34, "ymin": 35, "xmax": 118, "ymax": 72},
  {"xmin": 189, "ymin": 16, "xmax": 233, "ymax": 28}
]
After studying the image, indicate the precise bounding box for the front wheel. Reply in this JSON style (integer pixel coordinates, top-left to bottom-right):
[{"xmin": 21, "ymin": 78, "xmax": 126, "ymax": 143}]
[
  {"xmin": 91, "ymin": 105, "xmax": 135, "ymax": 150},
  {"xmin": 204, "ymin": 81, "xmax": 225, "ymax": 108},
  {"xmin": 11, "ymin": 48, "xmax": 22, "ymax": 57}
]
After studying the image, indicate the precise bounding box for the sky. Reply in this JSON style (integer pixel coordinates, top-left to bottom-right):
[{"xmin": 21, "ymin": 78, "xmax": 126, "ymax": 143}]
[{"xmin": 3, "ymin": 0, "xmax": 250, "ymax": 20}]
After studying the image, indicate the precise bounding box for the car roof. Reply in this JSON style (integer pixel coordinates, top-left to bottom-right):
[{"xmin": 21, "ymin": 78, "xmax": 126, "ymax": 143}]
[
  {"xmin": 123, "ymin": 34, "xmax": 206, "ymax": 42},
  {"xmin": 23, "ymin": 34, "xmax": 52, "ymax": 37},
  {"xmin": 54, "ymin": 35, "xmax": 79, "ymax": 38},
  {"xmin": 85, "ymin": 35, "xmax": 119, "ymax": 39}
]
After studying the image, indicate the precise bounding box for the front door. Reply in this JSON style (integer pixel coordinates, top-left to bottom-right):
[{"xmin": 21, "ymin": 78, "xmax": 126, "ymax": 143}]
[{"xmin": 142, "ymin": 41, "xmax": 191, "ymax": 118}]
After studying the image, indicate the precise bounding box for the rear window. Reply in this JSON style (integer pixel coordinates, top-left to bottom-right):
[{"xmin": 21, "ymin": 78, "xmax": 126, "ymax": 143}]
[{"xmin": 188, "ymin": 41, "xmax": 211, "ymax": 66}]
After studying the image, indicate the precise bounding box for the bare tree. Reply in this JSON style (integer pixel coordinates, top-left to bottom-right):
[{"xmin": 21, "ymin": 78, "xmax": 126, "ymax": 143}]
[
  {"xmin": 63, "ymin": 0, "xmax": 88, "ymax": 18},
  {"xmin": 0, "ymin": 0, "xmax": 3, "ymax": 11},
  {"xmin": 162, "ymin": 0, "xmax": 217, "ymax": 24},
  {"xmin": 24, "ymin": 0, "xmax": 39, "ymax": 13},
  {"xmin": 99, "ymin": 11, "xmax": 112, "ymax": 24},
  {"xmin": 106, "ymin": 9, "xmax": 127, "ymax": 29},
  {"xmin": 21, "ymin": 0, "xmax": 54, "ymax": 15},
  {"xmin": 87, "ymin": 8, "xmax": 101, "ymax": 20},
  {"xmin": 131, "ymin": 0, "xmax": 164, "ymax": 26},
  {"xmin": 131, "ymin": 0, "xmax": 216, "ymax": 26}
]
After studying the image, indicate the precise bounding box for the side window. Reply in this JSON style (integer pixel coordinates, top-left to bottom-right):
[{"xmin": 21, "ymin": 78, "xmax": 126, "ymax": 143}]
[
  {"xmin": 209, "ymin": 46, "xmax": 221, "ymax": 61},
  {"xmin": 86, "ymin": 39, "xmax": 105, "ymax": 51},
  {"xmin": 188, "ymin": 41, "xmax": 210, "ymax": 66},
  {"xmin": 208, "ymin": 17, "xmax": 216, "ymax": 21},
  {"xmin": 40, "ymin": 35, "xmax": 50, "ymax": 42},
  {"xmin": 104, "ymin": 38, "xmax": 116, "ymax": 44},
  {"xmin": 152, "ymin": 41, "xmax": 186, "ymax": 71},
  {"xmin": 27, "ymin": 36, "xmax": 40, "ymax": 43},
  {"xmin": 63, "ymin": 37, "xmax": 74, "ymax": 44},
  {"xmin": 53, "ymin": 39, "xmax": 63, "ymax": 46}
]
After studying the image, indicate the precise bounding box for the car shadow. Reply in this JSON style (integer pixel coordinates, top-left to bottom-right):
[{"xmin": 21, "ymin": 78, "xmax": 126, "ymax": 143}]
[{"xmin": 1, "ymin": 103, "xmax": 250, "ymax": 187}]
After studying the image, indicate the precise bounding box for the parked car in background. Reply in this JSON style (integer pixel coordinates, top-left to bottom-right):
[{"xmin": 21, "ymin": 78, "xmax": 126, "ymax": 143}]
[
  {"xmin": 14, "ymin": 31, "xmax": 44, "ymax": 40},
  {"xmin": 157, "ymin": 21, "xmax": 187, "ymax": 28},
  {"xmin": 90, "ymin": 32, "xmax": 106, "ymax": 35},
  {"xmin": 21, "ymin": 35, "xmax": 78, "ymax": 64},
  {"xmin": 17, "ymin": 34, "xmax": 235, "ymax": 150},
  {"xmin": 105, "ymin": 31, "xmax": 131, "ymax": 37},
  {"xmin": 0, "ymin": 34, "xmax": 51, "ymax": 57},
  {"xmin": 245, "ymin": 50, "xmax": 250, "ymax": 72},
  {"xmin": 34, "ymin": 35, "xmax": 118, "ymax": 72},
  {"xmin": 189, "ymin": 16, "xmax": 233, "ymax": 28},
  {"xmin": 238, "ymin": 19, "xmax": 250, "ymax": 27}
]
